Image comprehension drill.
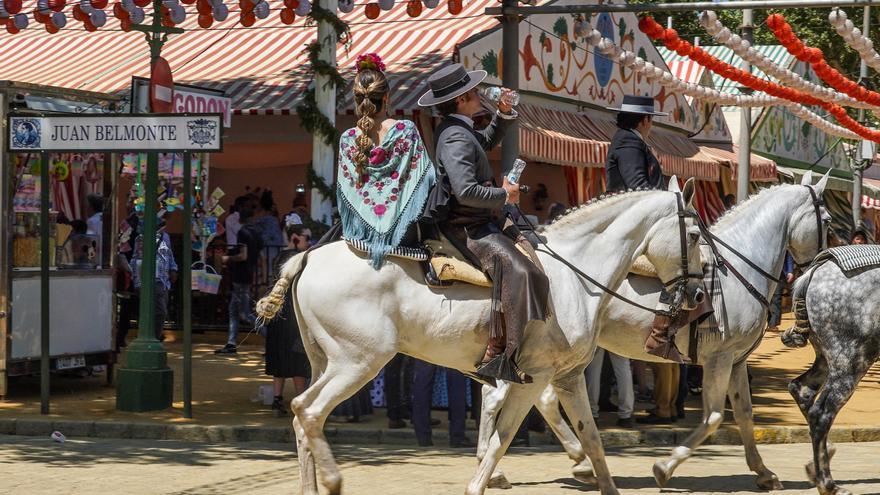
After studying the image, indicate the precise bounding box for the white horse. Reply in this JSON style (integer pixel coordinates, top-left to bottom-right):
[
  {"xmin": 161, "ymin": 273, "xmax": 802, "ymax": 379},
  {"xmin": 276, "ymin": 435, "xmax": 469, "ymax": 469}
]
[
  {"xmin": 479, "ymin": 172, "xmax": 831, "ymax": 491},
  {"xmin": 257, "ymin": 181, "xmax": 704, "ymax": 495}
]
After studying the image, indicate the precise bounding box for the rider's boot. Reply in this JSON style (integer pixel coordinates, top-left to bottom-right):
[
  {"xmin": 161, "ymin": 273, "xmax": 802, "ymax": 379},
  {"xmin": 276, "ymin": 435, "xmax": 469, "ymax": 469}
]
[
  {"xmin": 476, "ymin": 326, "xmax": 533, "ymax": 384},
  {"xmin": 645, "ymin": 313, "xmax": 689, "ymax": 363},
  {"xmin": 421, "ymin": 260, "xmax": 452, "ymax": 288}
]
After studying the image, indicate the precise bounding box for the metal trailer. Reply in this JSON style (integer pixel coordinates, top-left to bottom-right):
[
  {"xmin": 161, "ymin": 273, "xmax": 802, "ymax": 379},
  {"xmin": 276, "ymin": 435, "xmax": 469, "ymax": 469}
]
[{"xmin": 0, "ymin": 81, "xmax": 121, "ymax": 397}]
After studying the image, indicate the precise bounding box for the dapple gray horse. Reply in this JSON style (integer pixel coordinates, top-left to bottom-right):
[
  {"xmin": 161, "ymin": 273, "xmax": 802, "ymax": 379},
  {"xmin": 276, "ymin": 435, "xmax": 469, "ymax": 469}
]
[{"xmin": 782, "ymin": 246, "xmax": 880, "ymax": 495}]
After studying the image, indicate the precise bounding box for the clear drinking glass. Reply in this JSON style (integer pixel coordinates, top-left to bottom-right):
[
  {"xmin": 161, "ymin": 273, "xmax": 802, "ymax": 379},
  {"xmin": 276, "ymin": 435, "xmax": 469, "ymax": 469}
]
[{"xmin": 481, "ymin": 86, "xmax": 520, "ymax": 107}]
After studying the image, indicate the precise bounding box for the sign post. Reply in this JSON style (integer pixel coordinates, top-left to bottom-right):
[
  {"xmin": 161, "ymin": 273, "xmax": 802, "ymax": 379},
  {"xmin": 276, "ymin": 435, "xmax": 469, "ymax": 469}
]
[{"xmin": 9, "ymin": 113, "xmax": 221, "ymax": 413}]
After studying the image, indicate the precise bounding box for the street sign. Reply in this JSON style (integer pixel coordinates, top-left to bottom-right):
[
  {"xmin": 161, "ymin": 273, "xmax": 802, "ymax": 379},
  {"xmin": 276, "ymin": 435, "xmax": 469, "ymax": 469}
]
[
  {"xmin": 131, "ymin": 77, "xmax": 233, "ymax": 127},
  {"xmin": 150, "ymin": 57, "xmax": 175, "ymax": 113},
  {"xmin": 8, "ymin": 114, "xmax": 223, "ymax": 152}
]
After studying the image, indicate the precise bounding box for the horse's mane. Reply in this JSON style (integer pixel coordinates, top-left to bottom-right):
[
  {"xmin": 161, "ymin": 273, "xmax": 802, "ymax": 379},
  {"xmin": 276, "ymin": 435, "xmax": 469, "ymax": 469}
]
[
  {"xmin": 542, "ymin": 187, "xmax": 659, "ymax": 233},
  {"xmin": 710, "ymin": 184, "xmax": 792, "ymax": 229}
]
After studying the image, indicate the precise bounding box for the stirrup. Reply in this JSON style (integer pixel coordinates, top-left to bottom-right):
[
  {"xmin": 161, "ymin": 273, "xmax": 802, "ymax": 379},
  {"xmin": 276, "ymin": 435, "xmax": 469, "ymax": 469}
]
[
  {"xmin": 422, "ymin": 260, "xmax": 452, "ymax": 288},
  {"xmin": 645, "ymin": 340, "xmax": 691, "ymax": 364},
  {"xmin": 475, "ymin": 356, "xmax": 533, "ymax": 384}
]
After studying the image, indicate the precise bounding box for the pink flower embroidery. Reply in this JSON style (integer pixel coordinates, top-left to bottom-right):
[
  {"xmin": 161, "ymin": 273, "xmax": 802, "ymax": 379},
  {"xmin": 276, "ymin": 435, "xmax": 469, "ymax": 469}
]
[
  {"xmin": 390, "ymin": 195, "xmax": 398, "ymax": 201},
  {"xmin": 391, "ymin": 171, "xmax": 399, "ymax": 180},
  {"xmin": 348, "ymin": 129, "xmax": 356, "ymax": 137},
  {"xmin": 396, "ymin": 122, "xmax": 406, "ymax": 130},
  {"xmin": 373, "ymin": 204, "xmax": 387, "ymax": 216},
  {"xmin": 369, "ymin": 147, "xmax": 387, "ymax": 165}
]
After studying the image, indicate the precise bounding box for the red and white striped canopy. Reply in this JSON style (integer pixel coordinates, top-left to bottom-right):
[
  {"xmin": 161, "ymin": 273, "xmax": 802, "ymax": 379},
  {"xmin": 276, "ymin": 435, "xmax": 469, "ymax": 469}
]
[
  {"xmin": 518, "ymin": 104, "xmax": 721, "ymax": 181},
  {"xmin": 0, "ymin": 0, "xmax": 498, "ymax": 115}
]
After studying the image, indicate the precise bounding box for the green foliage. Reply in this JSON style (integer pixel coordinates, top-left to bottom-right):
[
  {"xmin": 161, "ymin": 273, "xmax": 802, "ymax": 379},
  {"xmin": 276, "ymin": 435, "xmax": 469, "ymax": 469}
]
[
  {"xmin": 553, "ymin": 17, "xmax": 569, "ymax": 38},
  {"xmin": 547, "ymin": 63, "xmax": 555, "ymax": 84}
]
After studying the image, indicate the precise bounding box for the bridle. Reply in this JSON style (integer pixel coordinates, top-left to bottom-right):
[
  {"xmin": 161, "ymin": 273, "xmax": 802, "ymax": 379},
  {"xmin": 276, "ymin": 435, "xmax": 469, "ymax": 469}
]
[
  {"xmin": 696, "ymin": 185, "xmax": 826, "ymax": 308},
  {"xmin": 522, "ymin": 191, "xmax": 701, "ymax": 317}
]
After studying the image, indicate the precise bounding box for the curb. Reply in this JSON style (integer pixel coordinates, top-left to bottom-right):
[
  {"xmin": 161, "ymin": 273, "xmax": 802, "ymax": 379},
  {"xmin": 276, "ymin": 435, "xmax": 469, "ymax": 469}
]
[{"xmin": 4, "ymin": 418, "xmax": 880, "ymax": 446}]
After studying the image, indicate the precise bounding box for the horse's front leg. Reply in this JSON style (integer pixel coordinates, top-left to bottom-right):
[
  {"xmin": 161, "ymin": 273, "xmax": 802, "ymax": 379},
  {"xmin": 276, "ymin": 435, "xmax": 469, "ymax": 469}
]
[
  {"xmin": 478, "ymin": 382, "xmax": 514, "ymax": 490},
  {"xmin": 293, "ymin": 415, "xmax": 318, "ymax": 495},
  {"xmin": 553, "ymin": 371, "xmax": 618, "ymax": 495},
  {"xmin": 653, "ymin": 355, "xmax": 733, "ymax": 488},
  {"xmin": 538, "ymin": 383, "xmax": 594, "ymax": 484},
  {"xmin": 467, "ymin": 379, "xmax": 546, "ymax": 495},
  {"xmin": 728, "ymin": 361, "xmax": 783, "ymax": 491}
]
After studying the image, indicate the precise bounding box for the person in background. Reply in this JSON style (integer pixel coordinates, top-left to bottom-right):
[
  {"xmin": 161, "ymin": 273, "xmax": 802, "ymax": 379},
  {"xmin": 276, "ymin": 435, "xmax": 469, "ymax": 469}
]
[
  {"xmin": 254, "ymin": 190, "xmax": 285, "ymax": 282},
  {"xmin": 264, "ymin": 213, "xmax": 312, "ymax": 417},
  {"xmin": 129, "ymin": 226, "xmax": 178, "ymax": 342},
  {"xmin": 384, "ymin": 354, "xmax": 411, "ymax": 429},
  {"xmin": 638, "ymin": 362, "xmax": 679, "ymax": 424},
  {"xmin": 767, "ymin": 253, "xmax": 795, "ymax": 332},
  {"xmin": 852, "ymin": 227, "xmax": 869, "ymax": 245},
  {"xmin": 412, "ymin": 361, "xmax": 471, "ymax": 448},
  {"xmin": 86, "ymin": 194, "xmax": 104, "ymax": 266},
  {"xmin": 225, "ymin": 196, "xmax": 248, "ymax": 246},
  {"xmin": 216, "ymin": 205, "xmax": 263, "ymax": 355},
  {"xmin": 546, "ymin": 202, "xmax": 567, "ymax": 225},
  {"xmin": 723, "ymin": 194, "xmax": 737, "ymax": 210},
  {"xmin": 587, "ymin": 347, "xmax": 634, "ymax": 428}
]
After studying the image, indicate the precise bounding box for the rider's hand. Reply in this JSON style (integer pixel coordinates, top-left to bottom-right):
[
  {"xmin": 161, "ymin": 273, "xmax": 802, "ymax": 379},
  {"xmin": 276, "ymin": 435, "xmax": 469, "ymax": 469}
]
[
  {"xmin": 786, "ymin": 273, "xmax": 795, "ymax": 284},
  {"xmin": 503, "ymin": 176, "xmax": 520, "ymax": 205},
  {"xmin": 497, "ymin": 89, "xmax": 514, "ymax": 115}
]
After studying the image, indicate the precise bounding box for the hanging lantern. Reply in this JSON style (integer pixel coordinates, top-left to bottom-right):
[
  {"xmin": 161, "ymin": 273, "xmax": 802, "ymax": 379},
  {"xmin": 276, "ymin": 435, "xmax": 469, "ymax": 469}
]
[
  {"xmin": 51, "ymin": 10, "xmax": 65, "ymax": 26},
  {"xmin": 377, "ymin": 0, "xmax": 393, "ymax": 10},
  {"xmin": 240, "ymin": 10, "xmax": 255, "ymax": 26},
  {"xmin": 119, "ymin": 16, "xmax": 131, "ymax": 30},
  {"xmin": 12, "ymin": 12, "xmax": 27, "ymax": 27},
  {"xmin": 5, "ymin": 19, "xmax": 18, "ymax": 33},
  {"xmin": 279, "ymin": 7, "xmax": 294, "ymax": 23},
  {"xmin": 133, "ymin": 0, "xmax": 149, "ymax": 6},
  {"xmin": 129, "ymin": 6, "xmax": 144, "ymax": 23},
  {"xmin": 4, "ymin": 0, "xmax": 22, "ymax": 14},
  {"xmin": 338, "ymin": 0, "xmax": 354, "ymax": 13},
  {"xmin": 48, "ymin": 0, "xmax": 65, "ymax": 11},
  {"xmin": 213, "ymin": 2, "xmax": 228, "ymax": 21},
  {"xmin": 196, "ymin": 0, "xmax": 211, "ymax": 14},
  {"xmin": 405, "ymin": 0, "xmax": 421, "ymax": 17},
  {"xmin": 113, "ymin": 2, "xmax": 128, "ymax": 18},
  {"xmin": 90, "ymin": 0, "xmax": 108, "ymax": 8},
  {"xmin": 89, "ymin": 8, "xmax": 106, "ymax": 26},
  {"xmin": 447, "ymin": 0, "xmax": 461, "ymax": 15},
  {"xmin": 34, "ymin": 8, "xmax": 50, "ymax": 22},
  {"xmin": 170, "ymin": 4, "xmax": 185, "ymax": 23},
  {"xmin": 293, "ymin": 0, "xmax": 309, "ymax": 15},
  {"xmin": 197, "ymin": 12, "xmax": 211, "ymax": 27},
  {"xmin": 422, "ymin": 0, "xmax": 438, "ymax": 7},
  {"xmin": 253, "ymin": 0, "xmax": 269, "ymax": 19},
  {"xmin": 364, "ymin": 2, "xmax": 379, "ymax": 19}
]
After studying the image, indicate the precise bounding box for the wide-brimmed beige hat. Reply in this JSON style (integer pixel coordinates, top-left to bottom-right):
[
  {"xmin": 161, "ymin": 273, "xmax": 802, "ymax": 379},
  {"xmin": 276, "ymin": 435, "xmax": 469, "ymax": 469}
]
[{"xmin": 418, "ymin": 63, "xmax": 487, "ymax": 107}]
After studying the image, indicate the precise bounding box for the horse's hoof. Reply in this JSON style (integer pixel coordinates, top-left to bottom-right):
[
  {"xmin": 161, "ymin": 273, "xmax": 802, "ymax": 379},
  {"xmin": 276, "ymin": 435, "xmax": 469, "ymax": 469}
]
[
  {"xmin": 653, "ymin": 460, "xmax": 672, "ymax": 488},
  {"xmin": 805, "ymin": 462, "xmax": 817, "ymax": 486},
  {"xmin": 756, "ymin": 473, "xmax": 784, "ymax": 491},
  {"xmin": 487, "ymin": 472, "xmax": 512, "ymax": 490},
  {"xmin": 572, "ymin": 463, "xmax": 597, "ymax": 485},
  {"xmin": 832, "ymin": 487, "xmax": 853, "ymax": 495}
]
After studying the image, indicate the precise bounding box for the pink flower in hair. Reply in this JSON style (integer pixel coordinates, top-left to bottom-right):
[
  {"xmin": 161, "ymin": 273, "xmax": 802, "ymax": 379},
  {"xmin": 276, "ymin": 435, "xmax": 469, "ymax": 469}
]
[{"xmin": 356, "ymin": 53, "xmax": 386, "ymax": 73}]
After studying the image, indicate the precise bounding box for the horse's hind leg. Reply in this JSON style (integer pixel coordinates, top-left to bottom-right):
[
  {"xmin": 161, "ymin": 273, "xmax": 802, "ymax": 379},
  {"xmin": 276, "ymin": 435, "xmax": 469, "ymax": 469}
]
[
  {"xmin": 728, "ymin": 361, "xmax": 783, "ymax": 491},
  {"xmin": 292, "ymin": 356, "xmax": 392, "ymax": 495},
  {"xmin": 808, "ymin": 368, "xmax": 865, "ymax": 495},
  {"xmin": 789, "ymin": 353, "xmax": 833, "ymax": 484},
  {"xmin": 653, "ymin": 355, "xmax": 733, "ymax": 487},
  {"xmin": 293, "ymin": 415, "xmax": 318, "ymax": 495}
]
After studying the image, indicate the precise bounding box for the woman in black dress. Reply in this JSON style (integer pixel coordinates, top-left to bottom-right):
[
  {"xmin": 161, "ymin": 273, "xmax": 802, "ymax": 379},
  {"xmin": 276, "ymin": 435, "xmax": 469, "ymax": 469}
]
[{"xmin": 265, "ymin": 214, "xmax": 311, "ymax": 417}]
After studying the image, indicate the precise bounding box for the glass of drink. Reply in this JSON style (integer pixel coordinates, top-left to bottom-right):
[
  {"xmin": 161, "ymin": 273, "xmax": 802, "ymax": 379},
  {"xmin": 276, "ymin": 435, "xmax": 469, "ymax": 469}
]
[{"xmin": 481, "ymin": 86, "xmax": 520, "ymax": 107}]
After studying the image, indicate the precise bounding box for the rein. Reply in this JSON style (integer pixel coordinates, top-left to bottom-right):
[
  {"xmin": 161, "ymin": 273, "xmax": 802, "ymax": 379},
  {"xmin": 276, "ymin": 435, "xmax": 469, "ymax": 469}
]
[
  {"xmin": 519, "ymin": 192, "xmax": 698, "ymax": 317},
  {"xmin": 697, "ymin": 185, "xmax": 825, "ymax": 308}
]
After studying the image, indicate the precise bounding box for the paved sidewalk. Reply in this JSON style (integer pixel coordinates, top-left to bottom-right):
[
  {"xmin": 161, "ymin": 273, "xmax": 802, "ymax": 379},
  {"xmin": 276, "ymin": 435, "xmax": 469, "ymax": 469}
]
[
  {"xmin": 1, "ymin": 315, "xmax": 878, "ymax": 446},
  {"xmin": 2, "ymin": 435, "xmax": 879, "ymax": 494}
]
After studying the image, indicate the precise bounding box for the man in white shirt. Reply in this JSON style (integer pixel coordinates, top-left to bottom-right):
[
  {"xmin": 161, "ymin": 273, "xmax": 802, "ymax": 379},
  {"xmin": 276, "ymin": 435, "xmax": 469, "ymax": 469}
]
[{"xmin": 86, "ymin": 194, "xmax": 104, "ymax": 267}]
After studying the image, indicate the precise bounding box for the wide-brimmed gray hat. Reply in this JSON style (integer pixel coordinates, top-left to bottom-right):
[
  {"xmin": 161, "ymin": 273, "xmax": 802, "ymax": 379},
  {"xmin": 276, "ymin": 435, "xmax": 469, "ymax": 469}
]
[
  {"xmin": 606, "ymin": 94, "xmax": 668, "ymax": 116},
  {"xmin": 418, "ymin": 63, "xmax": 487, "ymax": 107}
]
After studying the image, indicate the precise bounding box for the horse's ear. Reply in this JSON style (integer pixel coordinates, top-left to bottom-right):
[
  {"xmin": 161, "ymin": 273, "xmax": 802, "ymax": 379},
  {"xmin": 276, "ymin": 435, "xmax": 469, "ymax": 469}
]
[
  {"xmin": 800, "ymin": 170, "xmax": 814, "ymax": 186},
  {"xmin": 667, "ymin": 175, "xmax": 681, "ymax": 192},
  {"xmin": 814, "ymin": 171, "xmax": 830, "ymax": 195},
  {"xmin": 682, "ymin": 177, "xmax": 696, "ymax": 208}
]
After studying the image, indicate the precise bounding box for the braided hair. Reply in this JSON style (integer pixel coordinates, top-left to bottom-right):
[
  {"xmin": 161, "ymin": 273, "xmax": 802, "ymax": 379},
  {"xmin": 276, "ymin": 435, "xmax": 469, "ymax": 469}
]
[{"xmin": 352, "ymin": 68, "xmax": 389, "ymax": 187}]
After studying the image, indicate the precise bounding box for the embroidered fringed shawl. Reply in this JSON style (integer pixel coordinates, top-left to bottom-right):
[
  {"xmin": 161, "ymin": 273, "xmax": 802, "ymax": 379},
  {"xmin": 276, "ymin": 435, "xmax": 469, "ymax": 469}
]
[{"xmin": 337, "ymin": 120, "xmax": 436, "ymax": 268}]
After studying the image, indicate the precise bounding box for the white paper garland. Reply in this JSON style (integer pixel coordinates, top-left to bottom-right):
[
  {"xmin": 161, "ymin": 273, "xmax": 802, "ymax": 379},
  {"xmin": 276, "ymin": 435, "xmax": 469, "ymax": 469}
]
[{"xmin": 829, "ymin": 9, "xmax": 880, "ymax": 74}]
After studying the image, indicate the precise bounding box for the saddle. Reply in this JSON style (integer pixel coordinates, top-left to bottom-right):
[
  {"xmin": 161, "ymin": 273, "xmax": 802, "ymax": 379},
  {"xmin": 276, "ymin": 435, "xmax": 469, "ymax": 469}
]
[{"xmin": 344, "ymin": 233, "xmax": 542, "ymax": 288}]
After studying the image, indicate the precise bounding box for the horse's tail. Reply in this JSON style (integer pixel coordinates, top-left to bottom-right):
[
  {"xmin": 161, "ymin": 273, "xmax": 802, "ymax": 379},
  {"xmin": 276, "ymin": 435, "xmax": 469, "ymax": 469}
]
[
  {"xmin": 255, "ymin": 250, "xmax": 308, "ymax": 324},
  {"xmin": 781, "ymin": 268, "xmax": 813, "ymax": 348}
]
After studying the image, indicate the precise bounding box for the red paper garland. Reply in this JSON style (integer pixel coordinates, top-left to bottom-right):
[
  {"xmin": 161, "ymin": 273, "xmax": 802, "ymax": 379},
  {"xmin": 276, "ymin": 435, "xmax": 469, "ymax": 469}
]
[
  {"xmin": 639, "ymin": 16, "xmax": 880, "ymax": 142},
  {"xmin": 767, "ymin": 13, "xmax": 880, "ymax": 107}
]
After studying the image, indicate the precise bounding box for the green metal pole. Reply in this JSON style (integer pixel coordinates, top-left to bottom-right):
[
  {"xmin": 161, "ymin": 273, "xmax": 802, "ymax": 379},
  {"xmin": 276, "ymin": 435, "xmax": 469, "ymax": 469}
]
[
  {"xmin": 40, "ymin": 152, "xmax": 50, "ymax": 415},
  {"xmin": 182, "ymin": 152, "xmax": 192, "ymax": 418}
]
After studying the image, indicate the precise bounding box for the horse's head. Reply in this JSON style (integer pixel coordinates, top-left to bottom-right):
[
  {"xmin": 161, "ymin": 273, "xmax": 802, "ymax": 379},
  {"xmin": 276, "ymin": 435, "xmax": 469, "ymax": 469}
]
[
  {"xmin": 788, "ymin": 171, "xmax": 831, "ymax": 265},
  {"xmin": 642, "ymin": 177, "xmax": 704, "ymax": 311}
]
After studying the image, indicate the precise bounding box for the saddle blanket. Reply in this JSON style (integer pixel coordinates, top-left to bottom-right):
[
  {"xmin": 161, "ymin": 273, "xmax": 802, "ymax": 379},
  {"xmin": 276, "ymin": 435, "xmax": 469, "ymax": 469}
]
[{"xmin": 813, "ymin": 244, "xmax": 880, "ymax": 274}]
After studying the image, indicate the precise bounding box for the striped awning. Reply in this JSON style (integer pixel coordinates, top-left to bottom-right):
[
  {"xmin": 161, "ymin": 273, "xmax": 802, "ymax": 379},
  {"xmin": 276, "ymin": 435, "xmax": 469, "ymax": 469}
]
[
  {"xmin": 517, "ymin": 104, "xmax": 720, "ymax": 181},
  {"xmin": 699, "ymin": 144, "xmax": 778, "ymax": 182},
  {"xmin": 862, "ymin": 179, "xmax": 880, "ymax": 210},
  {"xmin": 0, "ymin": 0, "xmax": 499, "ymax": 115}
]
